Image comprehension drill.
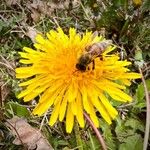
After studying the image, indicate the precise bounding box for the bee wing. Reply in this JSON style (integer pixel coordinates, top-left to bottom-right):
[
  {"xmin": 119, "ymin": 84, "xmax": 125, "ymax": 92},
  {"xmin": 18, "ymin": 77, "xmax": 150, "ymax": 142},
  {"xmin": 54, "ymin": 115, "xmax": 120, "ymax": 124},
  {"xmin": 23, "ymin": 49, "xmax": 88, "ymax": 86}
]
[
  {"xmin": 105, "ymin": 40, "xmax": 112, "ymax": 45},
  {"xmin": 91, "ymin": 31, "xmax": 98, "ymax": 40},
  {"xmin": 85, "ymin": 31, "xmax": 98, "ymax": 52}
]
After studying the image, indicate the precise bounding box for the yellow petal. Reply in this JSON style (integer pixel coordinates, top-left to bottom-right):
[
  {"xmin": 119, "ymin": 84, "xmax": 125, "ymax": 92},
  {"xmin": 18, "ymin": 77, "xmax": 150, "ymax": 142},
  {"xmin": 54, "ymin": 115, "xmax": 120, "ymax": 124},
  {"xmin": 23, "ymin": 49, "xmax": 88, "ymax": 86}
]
[
  {"xmin": 18, "ymin": 77, "xmax": 52, "ymax": 99},
  {"xmin": 33, "ymin": 87, "xmax": 63, "ymax": 115},
  {"xmin": 120, "ymin": 73, "xmax": 141, "ymax": 79},
  {"xmin": 16, "ymin": 67, "xmax": 33, "ymax": 74},
  {"xmin": 99, "ymin": 93, "xmax": 118, "ymax": 119},
  {"xmin": 71, "ymin": 100, "xmax": 77, "ymax": 115},
  {"xmin": 107, "ymin": 87, "xmax": 132, "ymax": 102},
  {"xmin": 59, "ymin": 97, "xmax": 67, "ymax": 121},
  {"xmin": 121, "ymin": 79, "xmax": 131, "ymax": 86},
  {"xmin": 83, "ymin": 98, "xmax": 91, "ymax": 114},
  {"xmin": 16, "ymin": 73, "xmax": 34, "ymax": 79},
  {"xmin": 93, "ymin": 81, "xmax": 132, "ymax": 102},
  {"xmin": 18, "ymin": 52, "xmax": 29, "ymax": 59},
  {"xmin": 76, "ymin": 93, "xmax": 85, "ymax": 128},
  {"xmin": 88, "ymin": 103, "xmax": 99, "ymax": 127},
  {"xmin": 103, "ymin": 45, "xmax": 116, "ymax": 55},
  {"xmin": 23, "ymin": 91, "xmax": 39, "ymax": 102},
  {"xmin": 19, "ymin": 75, "xmax": 45, "ymax": 86},
  {"xmin": 89, "ymin": 96, "xmax": 112, "ymax": 124},
  {"xmin": 49, "ymin": 101, "xmax": 61, "ymax": 126},
  {"xmin": 133, "ymin": 0, "xmax": 142, "ymax": 6},
  {"xmin": 35, "ymin": 34, "xmax": 45, "ymax": 44},
  {"xmin": 66, "ymin": 103, "xmax": 74, "ymax": 133},
  {"xmin": 23, "ymin": 84, "xmax": 50, "ymax": 101},
  {"xmin": 67, "ymin": 81, "xmax": 77, "ymax": 102},
  {"xmin": 79, "ymin": 83, "xmax": 92, "ymax": 113},
  {"xmin": 23, "ymin": 47, "xmax": 37, "ymax": 54},
  {"xmin": 19, "ymin": 59, "xmax": 32, "ymax": 64},
  {"xmin": 99, "ymin": 78, "xmax": 126, "ymax": 90}
]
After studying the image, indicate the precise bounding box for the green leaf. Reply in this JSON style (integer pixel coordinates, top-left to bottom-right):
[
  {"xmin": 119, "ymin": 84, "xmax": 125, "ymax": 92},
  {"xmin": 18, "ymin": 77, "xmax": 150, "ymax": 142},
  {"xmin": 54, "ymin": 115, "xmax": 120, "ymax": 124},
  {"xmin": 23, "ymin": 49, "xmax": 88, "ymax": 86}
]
[
  {"xmin": 0, "ymin": 20, "xmax": 4, "ymax": 32},
  {"xmin": 141, "ymin": 0, "xmax": 150, "ymax": 12},
  {"xmin": 88, "ymin": 130, "xmax": 97, "ymax": 150},
  {"xmin": 115, "ymin": 124, "xmax": 133, "ymax": 142},
  {"xmin": 100, "ymin": 120, "xmax": 117, "ymax": 150},
  {"xmin": 115, "ymin": 118, "xmax": 137, "ymax": 142},
  {"xmin": 87, "ymin": 129, "xmax": 101, "ymax": 150},
  {"xmin": 56, "ymin": 140, "xmax": 69, "ymax": 146},
  {"xmin": 145, "ymin": 79, "xmax": 150, "ymax": 90},
  {"xmin": 5, "ymin": 102, "xmax": 30, "ymax": 118},
  {"xmin": 135, "ymin": 102, "xmax": 146, "ymax": 109},
  {"xmin": 135, "ymin": 79, "xmax": 150, "ymax": 102},
  {"xmin": 119, "ymin": 134, "xmax": 143, "ymax": 150},
  {"xmin": 135, "ymin": 49, "xmax": 143, "ymax": 61},
  {"xmin": 53, "ymin": 139, "xmax": 69, "ymax": 149},
  {"xmin": 125, "ymin": 118, "xmax": 144, "ymax": 132},
  {"xmin": 136, "ymin": 83, "xmax": 145, "ymax": 102},
  {"xmin": 134, "ymin": 49, "xmax": 144, "ymax": 68}
]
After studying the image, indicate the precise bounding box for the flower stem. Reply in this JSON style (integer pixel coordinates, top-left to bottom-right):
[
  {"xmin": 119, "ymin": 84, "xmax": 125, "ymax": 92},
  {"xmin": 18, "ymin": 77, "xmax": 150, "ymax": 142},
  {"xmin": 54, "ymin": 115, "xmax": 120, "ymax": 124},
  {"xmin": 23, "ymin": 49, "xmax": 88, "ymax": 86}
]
[
  {"xmin": 74, "ymin": 121, "xmax": 83, "ymax": 150},
  {"xmin": 139, "ymin": 68, "xmax": 150, "ymax": 150},
  {"xmin": 84, "ymin": 112, "xmax": 107, "ymax": 150}
]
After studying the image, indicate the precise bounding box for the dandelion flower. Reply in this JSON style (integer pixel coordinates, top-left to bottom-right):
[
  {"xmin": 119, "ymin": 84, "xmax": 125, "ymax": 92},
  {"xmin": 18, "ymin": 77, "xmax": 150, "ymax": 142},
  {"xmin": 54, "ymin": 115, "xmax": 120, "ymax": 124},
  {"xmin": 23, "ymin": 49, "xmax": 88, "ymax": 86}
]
[{"xmin": 16, "ymin": 28, "xmax": 141, "ymax": 133}]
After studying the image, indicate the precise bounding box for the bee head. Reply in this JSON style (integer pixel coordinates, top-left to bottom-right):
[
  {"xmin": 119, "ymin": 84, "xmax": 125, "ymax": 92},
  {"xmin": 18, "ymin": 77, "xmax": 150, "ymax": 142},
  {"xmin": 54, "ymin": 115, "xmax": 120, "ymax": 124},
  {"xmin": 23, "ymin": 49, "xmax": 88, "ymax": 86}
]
[
  {"xmin": 76, "ymin": 63, "xmax": 86, "ymax": 71},
  {"xmin": 76, "ymin": 53, "xmax": 92, "ymax": 71}
]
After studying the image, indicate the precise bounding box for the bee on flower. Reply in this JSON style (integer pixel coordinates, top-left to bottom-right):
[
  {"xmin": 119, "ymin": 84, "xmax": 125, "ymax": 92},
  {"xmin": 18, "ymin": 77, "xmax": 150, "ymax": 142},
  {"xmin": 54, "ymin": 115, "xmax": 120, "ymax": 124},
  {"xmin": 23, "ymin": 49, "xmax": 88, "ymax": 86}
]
[{"xmin": 16, "ymin": 28, "xmax": 141, "ymax": 133}]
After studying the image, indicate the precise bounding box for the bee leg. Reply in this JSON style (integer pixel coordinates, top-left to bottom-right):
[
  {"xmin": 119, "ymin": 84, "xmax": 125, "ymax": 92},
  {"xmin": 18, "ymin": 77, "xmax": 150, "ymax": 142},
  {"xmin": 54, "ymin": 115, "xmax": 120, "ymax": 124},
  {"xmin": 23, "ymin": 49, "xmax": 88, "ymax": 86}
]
[
  {"xmin": 99, "ymin": 55, "xmax": 103, "ymax": 61},
  {"xmin": 92, "ymin": 60, "xmax": 95, "ymax": 70}
]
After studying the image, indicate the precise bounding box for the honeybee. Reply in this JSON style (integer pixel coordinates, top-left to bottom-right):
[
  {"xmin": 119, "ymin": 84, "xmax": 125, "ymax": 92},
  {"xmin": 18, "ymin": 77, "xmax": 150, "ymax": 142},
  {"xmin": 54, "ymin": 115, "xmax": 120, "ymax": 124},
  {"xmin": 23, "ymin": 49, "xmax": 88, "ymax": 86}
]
[{"xmin": 76, "ymin": 40, "xmax": 112, "ymax": 71}]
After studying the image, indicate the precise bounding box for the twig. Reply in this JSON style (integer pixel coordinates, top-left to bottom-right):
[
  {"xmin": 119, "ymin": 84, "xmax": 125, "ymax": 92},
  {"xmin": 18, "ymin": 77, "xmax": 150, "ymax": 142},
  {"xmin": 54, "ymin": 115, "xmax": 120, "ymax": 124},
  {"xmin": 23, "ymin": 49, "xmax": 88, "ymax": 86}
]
[
  {"xmin": 39, "ymin": 111, "xmax": 47, "ymax": 131},
  {"xmin": 0, "ymin": 85, "xmax": 2, "ymax": 107},
  {"xmin": 0, "ymin": 55, "xmax": 15, "ymax": 70},
  {"xmin": 0, "ymin": 85, "xmax": 4, "ymax": 120},
  {"xmin": 0, "ymin": 62, "xmax": 15, "ymax": 71},
  {"xmin": 84, "ymin": 112, "xmax": 107, "ymax": 150},
  {"xmin": 139, "ymin": 68, "xmax": 150, "ymax": 150},
  {"xmin": 6, "ymin": 120, "xmax": 25, "ymax": 147}
]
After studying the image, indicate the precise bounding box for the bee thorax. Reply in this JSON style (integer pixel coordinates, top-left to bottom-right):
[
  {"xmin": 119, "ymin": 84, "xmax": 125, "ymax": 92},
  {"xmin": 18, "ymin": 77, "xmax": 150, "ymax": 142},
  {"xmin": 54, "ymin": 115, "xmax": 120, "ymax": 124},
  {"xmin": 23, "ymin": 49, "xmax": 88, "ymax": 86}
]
[{"xmin": 75, "ymin": 40, "xmax": 112, "ymax": 71}]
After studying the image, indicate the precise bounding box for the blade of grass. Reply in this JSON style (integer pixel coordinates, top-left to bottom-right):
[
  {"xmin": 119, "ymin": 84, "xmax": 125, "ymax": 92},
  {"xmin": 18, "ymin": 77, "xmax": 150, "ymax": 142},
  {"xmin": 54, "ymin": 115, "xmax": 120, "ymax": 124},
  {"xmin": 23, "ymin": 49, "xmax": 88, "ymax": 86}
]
[{"xmin": 74, "ymin": 121, "xmax": 83, "ymax": 150}]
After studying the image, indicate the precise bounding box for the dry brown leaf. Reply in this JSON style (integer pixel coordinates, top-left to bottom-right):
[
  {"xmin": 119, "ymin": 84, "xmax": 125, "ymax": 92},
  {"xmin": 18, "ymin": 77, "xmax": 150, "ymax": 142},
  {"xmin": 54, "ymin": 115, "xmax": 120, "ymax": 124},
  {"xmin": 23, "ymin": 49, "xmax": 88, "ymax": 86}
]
[
  {"xmin": 27, "ymin": 0, "xmax": 79, "ymax": 18},
  {"xmin": 5, "ymin": 116, "xmax": 53, "ymax": 150},
  {"xmin": 26, "ymin": 27, "xmax": 39, "ymax": 43},
  {"xmin": 5, "ymin": 0, "xmax": 21, "ymax": 6},
  {"xmin": 27, "ymin": 0, "xmax": 51, "ymax": 17},
  {"xmin": 0, "ymin": 55, "xmax": 15, "ymax": 103},
  {"xmin": 0, "ymin": 81, "xmax": 10, "ymax": 102},
  {"xmin": 31, "ymin": 9, "xmax": 41, "ymax": 23}
]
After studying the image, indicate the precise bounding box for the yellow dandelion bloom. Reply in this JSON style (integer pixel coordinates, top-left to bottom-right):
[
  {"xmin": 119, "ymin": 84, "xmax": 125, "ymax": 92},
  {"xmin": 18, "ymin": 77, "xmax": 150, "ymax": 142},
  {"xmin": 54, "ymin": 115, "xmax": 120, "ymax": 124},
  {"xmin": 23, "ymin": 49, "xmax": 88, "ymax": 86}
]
[{"xmin": 16, "ymin": 28, "xmax": 141, "ymax": 133}]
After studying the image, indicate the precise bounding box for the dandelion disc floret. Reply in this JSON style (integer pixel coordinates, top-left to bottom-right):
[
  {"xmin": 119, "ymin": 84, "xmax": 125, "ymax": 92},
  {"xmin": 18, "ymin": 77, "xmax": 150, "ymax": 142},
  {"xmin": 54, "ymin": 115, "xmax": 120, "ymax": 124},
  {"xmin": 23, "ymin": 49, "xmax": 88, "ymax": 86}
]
[{"xmin": 16, "ymin": 28, "xmax": 141, "ymax": 133}]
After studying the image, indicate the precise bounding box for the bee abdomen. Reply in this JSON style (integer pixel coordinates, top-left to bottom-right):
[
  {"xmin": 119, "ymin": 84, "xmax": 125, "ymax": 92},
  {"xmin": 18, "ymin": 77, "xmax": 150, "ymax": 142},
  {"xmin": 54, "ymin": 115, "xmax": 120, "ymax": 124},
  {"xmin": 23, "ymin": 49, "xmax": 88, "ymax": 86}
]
[
  {"xmin": 89, "ymin": 43, "xmax": 104, "ymax": 56},
  {"xmin": 90, "ymin": 41, "xmax": 112, "ymax": 55}
]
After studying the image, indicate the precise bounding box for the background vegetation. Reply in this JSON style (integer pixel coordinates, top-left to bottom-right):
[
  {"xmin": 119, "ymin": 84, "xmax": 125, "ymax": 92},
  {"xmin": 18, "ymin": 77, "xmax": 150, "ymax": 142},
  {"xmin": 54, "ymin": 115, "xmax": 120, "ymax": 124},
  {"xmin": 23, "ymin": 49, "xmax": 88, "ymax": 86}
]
[{"xmin": 0, "ymin": 0, "xmax": 150, "ymax": 150}]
